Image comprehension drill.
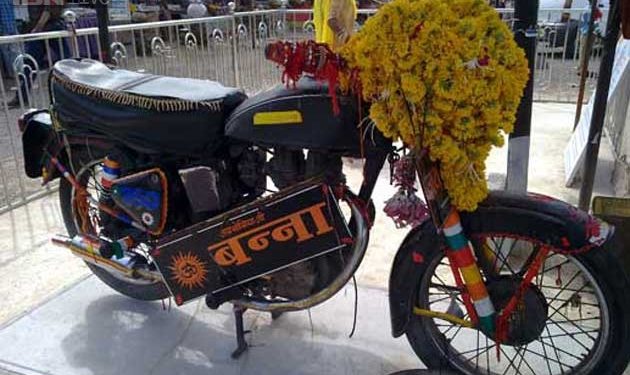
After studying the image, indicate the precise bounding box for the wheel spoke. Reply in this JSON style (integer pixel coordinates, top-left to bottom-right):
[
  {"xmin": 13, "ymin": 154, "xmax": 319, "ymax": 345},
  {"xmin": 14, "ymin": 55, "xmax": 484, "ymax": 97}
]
[
  {"xmin": 551, "ymin": 316, "xmax": 601, "ymax": 323},
  {"xmin": 537, "ymin": 283, "xmax": 595, "ymax": 294},
  {"xmin": 541, "ymin": 258, "xmax": 571, "ymax": 275},
  {"xmin": 544, "ymin": 271, "xmax": 582, "ymax": 306},
  {"xmin": 429, "ymin": 290, "xmax": 455, "ymax": 296},
  {"xmin": 543, "ymin": 318, "xmax": 594, "ymax": 352},
  {"xmin": 440, "ymin": 313, "xmax": 469, "ymax": 338},
  {"xmin": 522, "ymin": 346, "xmax": 569, "ymax": 370},
  {"xmin": 546, "ymin": 303, "xmax": 599, "ymax": 343},
  {"xmin": 475, "ymin": 328, "xmax": 480, "ymax": 370},
  {"xmin": 547, "ymin": 283, "xmax": 592, "ymax": 315},
  {"xmin": 538, "ymin": 335, "xmax": 587, "ymax": 364},
  {"xmin": 542, "ymin": 324, "xmax": 567, "ymax": 374},
  {"xmin": 429, "ymin": 283, "xmax": 459, "ymax": 292},
  {"xmin": 501, "ymin": 346, "xmax": 525, "ymax": 375},
  {"xmin": 428, "ymin": 294, "xmax": 456, "ymax": 305},
  {"xmin": 432, "ymin": 274, "xmax": 455, "ymax": 289},
  {"xmin": 445, "ymin": 322, "xmax": 466, "ymax": 342},
  {"xmin": 459, "ymin": 340, "xmax": 495, "ymax": 369},
  {"xmin": 544, "ymin": 321, "xmax": 597, "ymax": 347},
  {"xmin": 420, "ymin": 234, "xmax": 606, "ymax": 375},
  {"xmin": 514, "ymin": 344, "xmax": 538, "ymax": 375},
  {"xmin": 431, "ymin": 275, "xmax": 465, "ymax": 306},
  {"xmin": 458, "ymin": 340, "xmax": 493, "ymax": 357},
  {"xmin": 486, "ymin": 336, "xmax": 496, "ymax": 374},
  {"xmin": 551, "ymin": 296, "xmax": 599, "ymax": 308},
  {"xmin": 536, "ymin": 331, "xmax": 555, "ymax": 375},
  {"xmin": 536, "ymin": 252, "xmax": 547, "ymax": 288},
  {"xmin": 518, "ymin": 242, "xmax": 541, "ymax": 278},
  {"xmin": 490, "ymin": 236, "xmax": 520, "ymax": 276},
  {"xmin": 540, "ymin": 329, "xmax": 599, "ymax": 340}
]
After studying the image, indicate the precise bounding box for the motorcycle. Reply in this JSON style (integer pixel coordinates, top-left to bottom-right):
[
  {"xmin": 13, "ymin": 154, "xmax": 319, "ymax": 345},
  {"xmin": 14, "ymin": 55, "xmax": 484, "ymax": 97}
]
[{"xmin": 18, "ymin": 49, "xmax": 630, "ymax": 374}]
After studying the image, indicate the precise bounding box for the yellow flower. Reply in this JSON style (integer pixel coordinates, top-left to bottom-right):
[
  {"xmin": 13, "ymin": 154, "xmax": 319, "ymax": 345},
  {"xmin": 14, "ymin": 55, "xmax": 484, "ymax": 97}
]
[{"xmin": 340, "ymin": 0, "xmax": 528, "ymax": 211}]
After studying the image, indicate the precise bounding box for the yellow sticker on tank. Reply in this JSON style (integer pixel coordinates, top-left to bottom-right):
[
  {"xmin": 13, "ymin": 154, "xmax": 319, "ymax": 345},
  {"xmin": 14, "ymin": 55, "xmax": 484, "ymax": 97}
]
[{"xmin": 253, "ymin": 110, "xmax": 303, "ymax": 125}]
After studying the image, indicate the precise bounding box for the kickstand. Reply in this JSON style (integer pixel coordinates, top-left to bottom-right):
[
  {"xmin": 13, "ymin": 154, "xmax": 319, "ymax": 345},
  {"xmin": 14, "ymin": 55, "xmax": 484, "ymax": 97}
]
[{"xmin": 231, "ymin": 304, "xmax": 250, "ymax": 359}]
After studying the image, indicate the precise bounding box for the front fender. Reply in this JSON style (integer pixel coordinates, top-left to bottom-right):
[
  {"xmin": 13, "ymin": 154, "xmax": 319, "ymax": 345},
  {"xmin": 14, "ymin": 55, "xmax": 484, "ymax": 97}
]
[
  {"xmin": 465, "ymin": 191, "xmax": 613, "ymax": 252},
  {"xmin": 388, "ymin": 190, "xmax": 614, "ymax": 338},
  {"xmin": 389, "ymin": 217, "xmax": 441, "ymax": 338}
]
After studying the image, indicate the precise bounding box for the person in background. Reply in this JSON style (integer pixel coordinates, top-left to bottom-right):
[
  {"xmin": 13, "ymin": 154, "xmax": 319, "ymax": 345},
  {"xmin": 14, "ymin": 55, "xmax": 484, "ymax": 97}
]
[
  {"xmin": 313, "ymin": 0, "xmax": 356, "ymax": 50},
  {"xmin": 494, "ymin": 0, "xmax": 506, "ymax": 20},
  {"xmin": 159, "ymin": 0, "xmax": 173, "ymax": 20},
  {"xmin": 0, "ymin": 0, "xmax": 17, "ymax": 76},
  {"xmin": 187, "ymin": 0, "xmax": 208, "ymax": 18},
  {"xmin": 8, "ymin": 1, "xmax": 69, "ymax": 108},
  {"xmin": 0, "ymin": 0, "xmax": 17, "ymax": 77},
  {"xmin": 577, "ymin": 1, "xmax": 603, "ymax": 77},
  {"xmin": 0, "ymin": 0, "xmax": 15, "ymax": 36}
]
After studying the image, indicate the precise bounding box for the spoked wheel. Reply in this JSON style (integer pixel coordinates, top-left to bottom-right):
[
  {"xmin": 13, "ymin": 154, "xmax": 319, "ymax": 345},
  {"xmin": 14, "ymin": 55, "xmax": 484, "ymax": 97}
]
[
  {"xmin": 59, "ymin": 148, "xmax": 170, "ymax": 300},
  {"xmin": 237, "ymin": 188, "xmax": 369, "ymax": 312},
  {"xmin": 406, "ymin": 230, "xmax": 630, "ymax": 375},
  {"xmin": 233, "ymin": 149, "xmax": 370, "ymax": 312}
]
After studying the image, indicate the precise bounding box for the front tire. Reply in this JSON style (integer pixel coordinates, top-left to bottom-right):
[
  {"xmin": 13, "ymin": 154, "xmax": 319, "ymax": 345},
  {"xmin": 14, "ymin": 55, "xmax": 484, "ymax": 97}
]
[
  {"xmin": 403, "ymin": 214, "xmax": 630, "ymax": 374},
  {"xmin": 58, "ymin": 148, "xmax": 170, "ymax": 301}
]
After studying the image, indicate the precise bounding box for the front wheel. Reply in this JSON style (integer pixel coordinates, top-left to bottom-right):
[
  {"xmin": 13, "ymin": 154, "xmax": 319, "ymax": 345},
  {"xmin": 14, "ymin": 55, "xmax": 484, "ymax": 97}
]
[{"xmin": 404, "ymin": 218, "xmax": 630, "ymax": 374}]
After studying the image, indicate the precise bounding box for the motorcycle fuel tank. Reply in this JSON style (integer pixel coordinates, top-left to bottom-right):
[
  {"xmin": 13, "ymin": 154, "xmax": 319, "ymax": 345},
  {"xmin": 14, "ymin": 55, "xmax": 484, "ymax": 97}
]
[{"xmin": 225, "ymin": 78, "xmax": 364, "ymax": 153}]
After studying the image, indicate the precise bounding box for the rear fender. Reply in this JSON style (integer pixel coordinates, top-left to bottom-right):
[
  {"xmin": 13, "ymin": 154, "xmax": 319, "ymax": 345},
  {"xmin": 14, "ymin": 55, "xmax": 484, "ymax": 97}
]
[
  {"xmin": 20, "ymin": 109, "xmax": 114, "ymax": 183},
  {"xmin": 388, "ymin": 190, "xmax": 614, "ymax": 337},
  {"xmin": 21, "ymin": 109, "xmax": 60, "ymax": 181}
]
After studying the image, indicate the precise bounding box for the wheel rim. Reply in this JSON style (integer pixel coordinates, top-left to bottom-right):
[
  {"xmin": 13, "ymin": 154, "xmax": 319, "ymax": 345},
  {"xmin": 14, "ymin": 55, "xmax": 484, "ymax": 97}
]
[
  {"xmin": 70, "ymin": 159, "xmax": 104, "ymax": 236},
  {"xmin": 417, "ymin": 234, "xmax": 609, "ymax": 375},
  {"xmin": 238, "ymin": 191, "xmax": 369, "ymax": 311},
  {"xmin": 70, "ymin": 159, "xmax": 160, "ymax": 286}
]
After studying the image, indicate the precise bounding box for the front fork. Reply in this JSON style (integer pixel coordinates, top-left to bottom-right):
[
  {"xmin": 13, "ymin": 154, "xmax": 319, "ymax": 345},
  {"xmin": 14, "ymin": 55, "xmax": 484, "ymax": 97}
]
[
  {"xmin": 369, "ymin": 149, "xmax": 550, "ymax": 344},
  {"xmin": 411, "ymin": 149, "xmax": 550, "ymax": 345},
  {"xmin": 441, "ymin": 210, "xmax": 496, "ymax": 335},
  {"xmin": 439, "ymin": 209, "xmax": 550, "ymax": 347}
]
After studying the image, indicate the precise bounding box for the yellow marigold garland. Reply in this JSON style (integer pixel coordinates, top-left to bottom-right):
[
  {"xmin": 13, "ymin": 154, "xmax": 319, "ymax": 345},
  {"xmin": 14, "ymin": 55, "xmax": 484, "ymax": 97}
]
[{"xmin": 340, "ymin": 0, "xmax": 529, "ymax": 211}]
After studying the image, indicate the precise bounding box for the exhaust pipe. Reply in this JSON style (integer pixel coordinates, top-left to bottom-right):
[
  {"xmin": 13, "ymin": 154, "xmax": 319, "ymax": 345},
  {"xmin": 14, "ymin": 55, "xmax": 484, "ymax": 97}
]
[{"xmin": 52, "ymin": 234, "xmax": 163, "ymax": 284}]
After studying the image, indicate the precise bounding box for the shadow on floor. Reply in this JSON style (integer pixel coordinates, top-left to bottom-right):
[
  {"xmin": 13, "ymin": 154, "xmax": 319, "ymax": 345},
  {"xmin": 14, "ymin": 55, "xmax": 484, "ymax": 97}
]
[{"xmin": 60, "ymin": 294, "xmax": 412, "ymax": 375}]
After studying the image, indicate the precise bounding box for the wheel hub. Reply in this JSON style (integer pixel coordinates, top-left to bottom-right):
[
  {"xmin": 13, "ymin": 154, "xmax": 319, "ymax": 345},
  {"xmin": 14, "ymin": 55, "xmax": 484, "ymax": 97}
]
[{"xmin": 487, "ymin": 276, "xmax": 548, "ymax": 346}]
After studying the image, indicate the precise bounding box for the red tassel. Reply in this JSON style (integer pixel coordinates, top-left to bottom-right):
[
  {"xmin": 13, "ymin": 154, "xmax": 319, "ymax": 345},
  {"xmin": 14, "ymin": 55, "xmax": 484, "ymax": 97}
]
[{"xmin": 265, "ymin": 40, "xmax": 346, "ymax": 115}]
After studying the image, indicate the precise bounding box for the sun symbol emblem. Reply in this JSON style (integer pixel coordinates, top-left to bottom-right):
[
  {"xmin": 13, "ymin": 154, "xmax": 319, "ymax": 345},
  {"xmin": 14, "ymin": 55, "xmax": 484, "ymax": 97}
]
[{"xmin": 168, "ymin": 252, "xmax": 208, "ymax": 290}]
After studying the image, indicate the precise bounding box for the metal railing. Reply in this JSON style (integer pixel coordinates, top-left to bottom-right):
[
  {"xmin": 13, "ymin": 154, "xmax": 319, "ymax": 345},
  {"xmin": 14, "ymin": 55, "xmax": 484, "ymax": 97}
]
[{"xmin": 0, "ymin": 7, "xmax": 609, "ymax": 211}]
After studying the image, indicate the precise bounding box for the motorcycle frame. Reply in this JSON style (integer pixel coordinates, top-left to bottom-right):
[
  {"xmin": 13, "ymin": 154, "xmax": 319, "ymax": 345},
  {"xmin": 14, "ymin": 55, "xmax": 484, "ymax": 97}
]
[
  {"xmin": 42, "ymin": 123, "xmax": 595, "ymax": 341},
  {"xmin": 58, "ymin": 138, "xmax": 496, "ymax": 336}
]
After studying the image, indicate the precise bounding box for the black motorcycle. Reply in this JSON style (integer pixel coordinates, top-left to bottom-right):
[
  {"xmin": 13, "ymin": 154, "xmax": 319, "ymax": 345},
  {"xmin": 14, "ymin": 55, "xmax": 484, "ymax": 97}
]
[{"xmin": 20, "ymin": 57, "xmax": 630, "ymax": 374}]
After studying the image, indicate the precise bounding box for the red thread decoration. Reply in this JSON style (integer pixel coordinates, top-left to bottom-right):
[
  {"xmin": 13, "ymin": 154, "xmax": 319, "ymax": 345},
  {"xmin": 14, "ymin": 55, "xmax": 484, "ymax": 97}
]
[
  {"xmin": 341, "ymin": 237, "xmax": 354, "ymax": 245},
  {"xmin": 477, "ymin": 47, "xmax": 490, "ymax": 67},
  {"xmin": 585, "ymin": 217, "xmax": 601, "ymax": 240},
  {"xmin": 411, "ymin": 22, "xmax": 425, "ymax": 39},
  {"xmin": 383, "ymin": 155, "xmax": 430, "ymax": 228},
  {"xmin": 265, "ymin": 40, "xmax": 345, "ymax": 115}
]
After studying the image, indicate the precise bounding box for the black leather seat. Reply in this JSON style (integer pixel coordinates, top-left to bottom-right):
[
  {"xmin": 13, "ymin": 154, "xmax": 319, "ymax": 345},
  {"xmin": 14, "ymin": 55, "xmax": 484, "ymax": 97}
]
[{"xmin": 51, "ymin": 59, "xmax": 247, "ymax": 155}]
